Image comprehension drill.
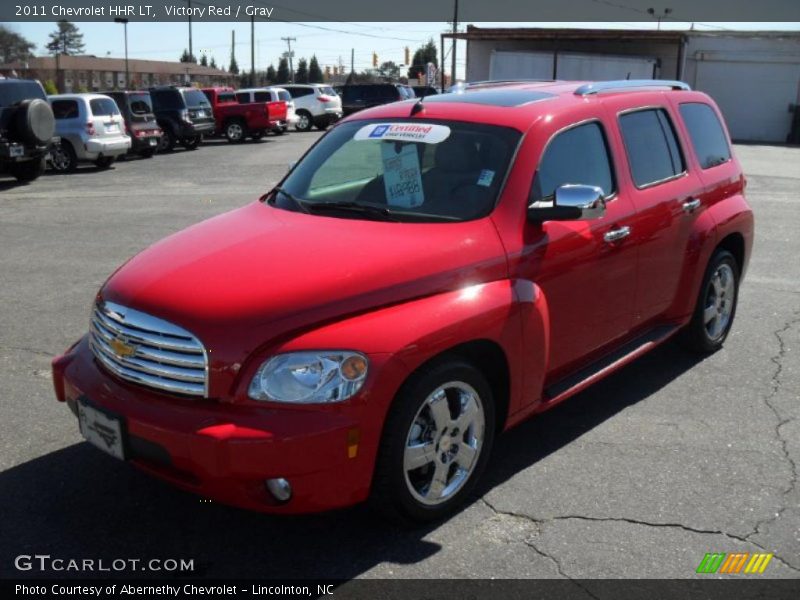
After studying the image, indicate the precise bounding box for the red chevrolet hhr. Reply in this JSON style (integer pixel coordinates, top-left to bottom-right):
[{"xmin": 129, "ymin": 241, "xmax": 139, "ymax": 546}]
[{"xmin": 53, "ymin": 80, "xmax": 753, "ymax": 522}]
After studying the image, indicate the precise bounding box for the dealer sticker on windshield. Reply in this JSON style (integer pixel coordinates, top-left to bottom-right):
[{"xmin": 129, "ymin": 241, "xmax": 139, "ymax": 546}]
[
  {"xmin": 354, "ymin": 123, "xmax": 451, "ymax": 144},
  {"xmin": 381, "ymin": 143, "xmax": 424, "ymax": 208}
]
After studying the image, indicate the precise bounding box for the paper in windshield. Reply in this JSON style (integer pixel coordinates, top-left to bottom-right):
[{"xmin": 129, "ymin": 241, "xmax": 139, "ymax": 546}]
[{"xmin": 381, "ymin": 143, "xmax": 424, "ymax": 208}]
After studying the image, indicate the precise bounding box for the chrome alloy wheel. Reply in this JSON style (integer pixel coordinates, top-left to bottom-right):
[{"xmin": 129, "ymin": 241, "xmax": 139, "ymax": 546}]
[
  {"xmin": 297, "ymin": 113, "xmax": 311, "ymax": 131},
  {"xmin": 50, "ymin": 145, "xmax": 71, "ymax": 171},
  {"xmin": 703, "ymin": 263, "xmax": 736, "ymax": 341},
  {"xmin": 227, "ymin": 122, "xmax": 244, "ymax": 141},
  {"xmin": 403, "ymin": 381, "xmax": 485, "ymax": 506}
]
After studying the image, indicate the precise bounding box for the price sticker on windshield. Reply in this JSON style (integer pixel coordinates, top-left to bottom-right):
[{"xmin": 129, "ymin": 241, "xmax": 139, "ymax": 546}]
[
  {"xmin": 381, "ymin": 143, "xmax": 424, "ymax": 208},
  {"xmin": 355, "ymin": 123, "xmax": 451, "ymax": 144}
]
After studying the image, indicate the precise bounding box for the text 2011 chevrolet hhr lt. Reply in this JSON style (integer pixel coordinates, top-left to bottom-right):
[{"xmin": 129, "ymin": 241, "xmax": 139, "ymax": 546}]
[{"xmin": 52, "ymin": 80, "xmax": 753, "ymax": 522}]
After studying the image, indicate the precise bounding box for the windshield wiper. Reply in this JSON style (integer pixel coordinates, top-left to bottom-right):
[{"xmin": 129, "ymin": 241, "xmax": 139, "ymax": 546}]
[
  {"xmin": 273, "ymin": 186, "xmax": 311, "ymax": 214},
  {"xmin": 305, "ymin": 201, "xmax": 400, "ymax": 221}
]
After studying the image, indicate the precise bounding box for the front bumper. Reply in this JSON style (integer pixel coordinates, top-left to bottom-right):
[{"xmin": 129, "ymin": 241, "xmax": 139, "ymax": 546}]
[{"xmin": 52, "ymin": 337, "xmax": 381, "ymax": 513}]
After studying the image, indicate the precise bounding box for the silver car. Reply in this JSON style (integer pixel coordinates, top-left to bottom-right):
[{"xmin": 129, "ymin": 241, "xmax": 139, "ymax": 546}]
[{"xmin": 48, "ymin": 93, "xmax": 131, "ymax": 172}]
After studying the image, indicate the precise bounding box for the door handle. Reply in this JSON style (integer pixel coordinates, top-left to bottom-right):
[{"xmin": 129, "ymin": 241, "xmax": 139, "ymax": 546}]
[
  {"xmin": 604, "ymin": 225, "xmax": 631, "ymax": 243},
  {"xmin": 682, "ymin": 198, "xmax": 702, "ymax": 213}
]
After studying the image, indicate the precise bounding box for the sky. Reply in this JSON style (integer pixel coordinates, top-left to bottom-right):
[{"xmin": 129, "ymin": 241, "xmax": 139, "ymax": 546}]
[{"xmin": 5, "ymin": 21, "xmax": 800, "ymax": 78}]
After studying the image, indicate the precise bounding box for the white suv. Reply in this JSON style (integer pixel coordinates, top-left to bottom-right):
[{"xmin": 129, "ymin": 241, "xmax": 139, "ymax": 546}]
[
  {"xmin": 48, "ymin": 93, "xmax": 131, "ymax": 172},
  {"xmin": 236, "ymin": 87, "xmax": 298, "ymax": 134},
  {"xmin": 281, "ymin": 84, "xmax": 342, "ymax": 132}
]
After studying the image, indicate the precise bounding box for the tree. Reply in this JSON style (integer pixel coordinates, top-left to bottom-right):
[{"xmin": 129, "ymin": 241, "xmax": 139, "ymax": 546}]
[
  {"xmin": 229, "ymin": 52, "xmax": 239, "ymax": 75},
  {"xmin": 308, "ymin": 55, "xmax": 323, "ymax": 83},
  {"xmin": 0, "ymin": 25, "xmax": 35, "ymax": 64},
  {"xmin": 294, "ymin": 58, "xmax": 308, "ymax": 84},
  {"xmin": 179, "ymin": 49, "xmax": 196, "ymax": 63},
  {"xmin": 276, "ymin": 57, "xmax": 290, "ymax": 84},
  {"xmin": 407, "ymin": 38, "xmax": 437, "ymax": 80},
  {"xmin": 45, "ymin": 20, "xmax": 85, "ymax": 56},
  {"xmin": 209, "ymin": 56, "xmax": 217, "ymax": 69},
  {"xmin": 377, "ymin": 61, "xmax": 400, "ymax": 80},
  {"xmin": 43, "ymin": 79, "xmax": 58, "ymax": 95},
  {"xmin": 266, "ymin": 64, "xmax": 277, "ymax": 83},
  {"xmin": 199, "ymin": 54, "xmax": 208, "ymax": 67}
]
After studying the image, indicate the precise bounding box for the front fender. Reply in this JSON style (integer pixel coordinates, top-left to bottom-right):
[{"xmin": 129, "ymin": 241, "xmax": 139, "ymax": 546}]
[{"xmin": 256, "ymin": 278, "xmax": 550, "ymax": 429}]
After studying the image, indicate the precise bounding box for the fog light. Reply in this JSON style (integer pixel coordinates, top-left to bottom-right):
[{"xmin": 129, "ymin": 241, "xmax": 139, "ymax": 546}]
[{"xmin": 265, "ymin": 478, "xmax": 292, "ymax": 502}]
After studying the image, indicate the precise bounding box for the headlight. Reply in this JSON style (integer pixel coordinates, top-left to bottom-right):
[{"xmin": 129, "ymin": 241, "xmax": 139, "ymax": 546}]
[{"xmin": 248, "ymin": 351, "xmax": 368, "ymax": 403}]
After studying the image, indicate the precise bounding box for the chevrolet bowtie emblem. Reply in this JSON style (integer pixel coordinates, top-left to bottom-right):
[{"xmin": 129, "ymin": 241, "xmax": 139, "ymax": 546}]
[{"xmin": 110, "ymin": 336, "xmax": 137, "ymax": 358}]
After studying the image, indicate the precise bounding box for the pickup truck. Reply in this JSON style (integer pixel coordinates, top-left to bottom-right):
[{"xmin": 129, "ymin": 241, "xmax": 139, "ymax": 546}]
[{"xmin": 201, "ymin": 87, "xmax": 287, "ymax": 142}]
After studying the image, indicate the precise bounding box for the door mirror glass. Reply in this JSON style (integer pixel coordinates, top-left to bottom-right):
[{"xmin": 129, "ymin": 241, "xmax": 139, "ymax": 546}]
[{"xmin": 528, "ymin": 184, "xmax": 606, "ymax": 222}]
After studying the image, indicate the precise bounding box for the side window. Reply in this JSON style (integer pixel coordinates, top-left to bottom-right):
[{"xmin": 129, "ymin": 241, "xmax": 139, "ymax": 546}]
[
  {"xmin": 532, "ymin": 121, "xmax": 615, "ymax": 202},
  {"xmin": 289, "ymin": 88, "xmax": 313, "ymax": 98},
  {"xmin": 679, "ymin": 102, "xmax": 732, "ymax": 169},
  {"xmin": 51, "ymin": 99, "xmax": 79, "ymax": 120},
  {"xmin": 619, "ymin": 108, "xmax": 685, "ymax": 187},
  {"xmin": 235, "ymin": 92, "xmax": 250, "ymax": 104},
  {"xmin": 254, "ymin": 91, "xmax": 271, "ymax": 102}
]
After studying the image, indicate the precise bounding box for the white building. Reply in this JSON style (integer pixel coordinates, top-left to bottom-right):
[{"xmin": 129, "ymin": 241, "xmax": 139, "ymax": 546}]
[{"xmin": 447, "ymin": 27, "xmax": 800, "ymax": 143}]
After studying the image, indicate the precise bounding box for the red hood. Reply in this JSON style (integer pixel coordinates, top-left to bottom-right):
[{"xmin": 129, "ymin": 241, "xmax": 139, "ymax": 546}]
[{"xmin": 102, "ymin": 202, "xmax": 507, "ymax": 395}]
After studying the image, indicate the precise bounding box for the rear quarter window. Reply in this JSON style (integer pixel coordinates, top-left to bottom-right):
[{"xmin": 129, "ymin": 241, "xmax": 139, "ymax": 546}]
[
  {"xmin": 235, "ymin": 92, "xmax": 251, "ymax": 104},
  {"xmin": 254, "ymin": 91, "xmax": 272, "ymax": 102},
  {"xmin": 679, "ymin": 102, "xmax": 732, "ymax": 169},
  {"xmin": 619, "ymin": 108, "xmax": 685, "ymax": 188},
  {"xmin": 51, "ymin": 99, "xmax": 79, "ymax": 119}
]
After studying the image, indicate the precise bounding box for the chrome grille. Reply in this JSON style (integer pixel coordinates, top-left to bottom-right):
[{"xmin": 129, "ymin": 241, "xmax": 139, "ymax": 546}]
[{"xmin": 89, "ymin": 300, "xmax": 208, "ymax": 397}]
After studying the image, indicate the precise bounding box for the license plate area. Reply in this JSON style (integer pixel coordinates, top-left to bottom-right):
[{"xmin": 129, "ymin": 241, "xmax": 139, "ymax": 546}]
[
  {"xmin": 78, "ymin": 398, "xmax": 128, "ymax": 461},
  {"xmin": 9, "ymin": 144, "xmax": 24, "ymax": 157}
]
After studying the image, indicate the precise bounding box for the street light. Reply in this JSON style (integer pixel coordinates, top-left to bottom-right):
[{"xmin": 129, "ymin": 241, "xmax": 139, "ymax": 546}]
[
  {"xmin": 647, "ymin": 7, "xmax": 673, "ymax": 31},
  {"xmin": 114, "ymin": 17, "xmax": 129, "ymax": 88}
]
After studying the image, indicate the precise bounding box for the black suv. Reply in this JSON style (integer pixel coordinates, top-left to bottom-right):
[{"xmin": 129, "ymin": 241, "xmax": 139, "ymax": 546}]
[
  {"xmin": 338, "ymin": 83, "xmax": 416, "ymax": 116},
  {"xmin": 0, "ymin": 78, "xmax": 56, "ymax": 183},
  {"xmin": 104, "ymin": 90, "xmax": 162, "ymax": 158},
  {"xmin": 148, "ymin": 86, "xmax": 215, "ymax": 152}
]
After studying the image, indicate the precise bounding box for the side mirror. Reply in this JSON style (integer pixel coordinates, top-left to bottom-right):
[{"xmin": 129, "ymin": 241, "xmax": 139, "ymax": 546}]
[{"xmin": 528, "ymin": 184, "xmax": 606, "ymax": 222}]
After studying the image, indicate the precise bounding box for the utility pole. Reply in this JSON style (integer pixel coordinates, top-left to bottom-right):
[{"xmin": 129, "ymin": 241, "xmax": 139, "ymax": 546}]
[
  {"xmin": 350, "ymin": 48, "xmax": 354, "ymax": 74},
  {"xmin": 187, "ymin": 1, "xmax": 193, "ymax": 60},
  {"xmin": 450, "ymin": 0, "xmax": 458, "ymax": 85},
  {"xmin": 114, "ymin": 18, "xmax": 129, "ymax": 88},
  {"xmin": 282, "ymin": 36, "xmax": 296, "ymax": 83},
  {"xmin": 250, "ymin": 15, "xmax": 255, "ymax": 87}
]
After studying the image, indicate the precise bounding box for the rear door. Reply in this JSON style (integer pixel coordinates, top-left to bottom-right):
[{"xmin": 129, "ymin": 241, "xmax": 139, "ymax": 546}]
[
  {"xmin": 603, "ymin": 96, "xmax": 706, "ymax": 325},
  {"xmin": 89, "ymin": 97, "xmax": 124, "ymax": 138}
]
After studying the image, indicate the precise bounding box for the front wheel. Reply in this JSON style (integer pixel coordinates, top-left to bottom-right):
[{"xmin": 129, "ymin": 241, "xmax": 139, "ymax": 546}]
[
  {"xmin": 680, "ymin": 249, "xmax": 740, "ymax": 353},
  {"xmin": 158, "ymin": 129, "xmax": 175, "ymax": 153},
  {"xmin": 371, "ymin": 359, "xmax": 495, "ymax": 523}
]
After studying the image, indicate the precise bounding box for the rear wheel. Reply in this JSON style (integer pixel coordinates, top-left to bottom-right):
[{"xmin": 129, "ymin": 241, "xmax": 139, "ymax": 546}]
[
  {"xmin": 680, "ymin": 249, "xmax": 740, "ymax": 353},
  {"xmin": 371, "ymin": 359, "xmax": 495, "ymax": 523},
  {"xmin": 140, "ymin": 149, "xmax": 155, "ymax": 159},
  {"xmin": 295, "ymin": 110, "xmax": 313, "ymax": 132},
  {"xmin": 95, "ymin": 156, "xmax": 115, "ymax": 169},
  {"xmin": 10, "ymin": 156, "xmax": 46, "ymax": 182},
  {"xmin": 182, "ymin": 135, "xmax": 201, "ymax": 150},
  {"xmin": 49, "ymin": 142, "xmax": 77, "ymax": 173},
  {"xmin": 251, "ymin": 131, "xmax": 265, "ymax": 140}
]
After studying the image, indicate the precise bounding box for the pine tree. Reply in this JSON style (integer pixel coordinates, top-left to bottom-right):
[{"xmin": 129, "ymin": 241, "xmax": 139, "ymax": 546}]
[
  {"xmin": 407, "ymin": 38, "xmax": 438, "ymax": 80},
  {"xmin": 276, "ymin": 57, "xmax": 290, "ymax": 84},
  {"xmin": 229, "ymin": 54, "xmax": 239, "ymax": 75},
  {"xmin": 200, "ymin": 54, "xmax": 208, "ymax": 67},
  {"xmin": 209, "ymin": 56, "xmax": 217, "ymax": 69},
  {"xmin": 308, "ymin": 55, "xmax": 323, "ymax": 83},
  {"xmin": 295, "ymin": 58, "xmax": 309, "ymax": 84},
  {"xmin": 266, "ymin": 64, "xmax": 277, "ymax": 83},
  {"xmin": 0, "ymin": 25, "xmax": 36, "ymax": 63},
  {"xmin": 45, "ymin": 20, "xmax": 85, "ymax": 56}
]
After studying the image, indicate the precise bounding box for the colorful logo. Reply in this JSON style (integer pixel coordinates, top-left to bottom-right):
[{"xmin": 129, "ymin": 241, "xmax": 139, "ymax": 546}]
[
  {"xmin": 696, "ymin": 552, "xmax": 773, "ymax": 574},
  {"xmin": 369, "ymin": 125, "xmax": 390, "ymax": 138}
]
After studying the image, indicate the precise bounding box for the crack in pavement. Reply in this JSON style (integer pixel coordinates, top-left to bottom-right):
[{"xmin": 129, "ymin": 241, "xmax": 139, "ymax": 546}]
[
  {"xmin": 479, "ymin": 497, "xmax": 800, "ymax": 575},
  {"xmin": 0, "ymin": 343, "xmax": 55, "ymax": 358},
  {"xmin": 746, "ymin": 310, "xmax": 800, "ymax": 554}
]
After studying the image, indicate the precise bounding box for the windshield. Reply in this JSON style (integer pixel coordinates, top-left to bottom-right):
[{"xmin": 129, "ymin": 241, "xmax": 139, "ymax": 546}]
[
  {"xmin": 273, "ymin": 119, "xmax": 521, "ymax": 222},
  {"xmin": 128, "ymin": 93, "xmax": 153, "ymax": 114},
  {"xmin": 0, "ymin": 81, "xmax": 46, "ymax": 107},
  {"xmin": 182, "ymin": 89, "xmax": 211, "ymax": 108}
]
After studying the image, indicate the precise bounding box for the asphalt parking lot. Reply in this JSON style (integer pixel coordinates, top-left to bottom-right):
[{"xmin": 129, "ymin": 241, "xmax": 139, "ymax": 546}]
[{"xmin": 1, "ymin": 134, "xmax": 799, "ymax": 583}]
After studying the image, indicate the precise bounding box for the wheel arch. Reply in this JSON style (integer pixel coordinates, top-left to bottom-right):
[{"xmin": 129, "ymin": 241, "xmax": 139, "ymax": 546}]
[{"xmin": 716, "ymin": 232, "xmax": 745, "ymax": 274}]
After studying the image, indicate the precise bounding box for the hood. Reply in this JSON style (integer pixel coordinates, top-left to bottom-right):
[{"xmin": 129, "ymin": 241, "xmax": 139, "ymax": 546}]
[{"xmin": 102, "ymin": 202, "xmax": 507, "ymax": 393}]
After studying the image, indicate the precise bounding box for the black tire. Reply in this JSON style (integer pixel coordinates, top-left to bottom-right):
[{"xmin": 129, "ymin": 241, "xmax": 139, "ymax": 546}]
[
  {"xmin": 315, "ymin": 120, "xmax": 330, "ymax": 131},
  {"xmin": 10, "ymin": 156, "xmax": 46, "ymax": 182},
  {"xmin": 49, "ymin": 142, "xmax": 78, "ymax": 173},
  {"xmin": 95, "ymin": 156, "xmax": 115, "ymax": 169},
  {"xmin": 272, "ymin": 127, "xmax": 285, "ymax": 136},
  {"xmin": 225, "ymin": 120, "xmax": 246, "ymax": 143},
  {"xmin": 251, "ymin": 131, "xmax": 265, "ymax": 140},
  {"xmin": 139, "ymin": 149, "xmax": 155, "ymax": 159},
  {"xmin": 182, "ymin": 135, "xmax": 201, "ymax": 150},
  {"xmin": 158, "ymin": 129, "xmax": 175, "ymax": 153},
  {"xmin": 371, "ymin": 358, "xmax": 495, "ymax": 524},
  {"xmin": 295, "ymin": 110, "xmax": 313, "ymax": 132},
  {"xmin": 12, "ymin": 98, "xmax": 55, "ymax": 145},
  {"xmin": 680, "ymin": 249, "xmax": 740, "ymax": 354}
]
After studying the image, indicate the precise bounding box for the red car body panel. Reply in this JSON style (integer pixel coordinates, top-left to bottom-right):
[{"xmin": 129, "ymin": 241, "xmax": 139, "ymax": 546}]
[
  {"xmin": 201, "ymin": 87, "xmax": 286, "ymax": 134},
  {"xmin": 53, "ymin": 81, "xmax": 754, "ymax": 513}
]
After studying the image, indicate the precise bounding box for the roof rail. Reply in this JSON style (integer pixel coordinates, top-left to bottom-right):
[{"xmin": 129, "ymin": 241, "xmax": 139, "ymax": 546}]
[{"xmin": 574, "ymin": 80, "xmax": 691, "ymax": 96}]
